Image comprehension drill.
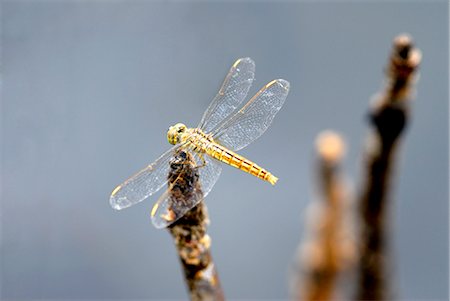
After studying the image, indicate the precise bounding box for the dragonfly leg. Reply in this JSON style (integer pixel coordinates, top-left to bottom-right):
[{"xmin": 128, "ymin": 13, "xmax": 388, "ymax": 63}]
[{"xmin": 195, "ymin": 153, "xmax": 207, "ymax": 169}]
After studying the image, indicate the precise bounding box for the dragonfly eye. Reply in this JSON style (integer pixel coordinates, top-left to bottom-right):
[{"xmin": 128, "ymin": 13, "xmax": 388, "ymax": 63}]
[
  {"xmin": 167, "ymin": 123, "xmax": 186, "ymax": 145},
  {"xmin": 174, "ymin": 123, "xmax": 187, "ymax": 133}
]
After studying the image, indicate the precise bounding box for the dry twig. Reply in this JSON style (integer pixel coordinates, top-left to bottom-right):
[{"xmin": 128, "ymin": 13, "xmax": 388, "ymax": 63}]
[
  {"xmin": 355, "ymin": 34, "xmax": 421, "ymax": 300},
  {"xmin": 292, "ymin": 131, "xmax": 355, "ymax": 301},
  {"xmin": 166, "ymin": 150, "xmax": 224, "ymax": 301}
]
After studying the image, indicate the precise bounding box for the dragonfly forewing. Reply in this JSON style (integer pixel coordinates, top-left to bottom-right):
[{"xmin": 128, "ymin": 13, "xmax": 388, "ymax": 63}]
[
  {"xmin": 109, "ymin": 144, "xmax": 184, "ymax": 210},
  {"xmin": 198, "ymin": 57, "xmax": 255, "ymax": 133}
]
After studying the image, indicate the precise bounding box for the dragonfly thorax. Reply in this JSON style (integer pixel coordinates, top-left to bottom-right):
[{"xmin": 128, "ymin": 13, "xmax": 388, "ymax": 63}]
[{"xmin": 167, "ymin": 123, "xmax": 187, "ymax": 145}]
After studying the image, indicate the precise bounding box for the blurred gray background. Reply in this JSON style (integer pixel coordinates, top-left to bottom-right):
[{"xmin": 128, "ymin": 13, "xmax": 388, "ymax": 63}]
[{"xmin": 2, "ymin": 1, "xmax": 448, "ymax": 300}]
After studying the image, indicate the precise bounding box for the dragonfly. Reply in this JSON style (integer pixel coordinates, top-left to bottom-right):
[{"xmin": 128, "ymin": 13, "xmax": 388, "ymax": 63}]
[{"xmin": 110, "ymin": 57, "xmax": 290, "ymax": 228}]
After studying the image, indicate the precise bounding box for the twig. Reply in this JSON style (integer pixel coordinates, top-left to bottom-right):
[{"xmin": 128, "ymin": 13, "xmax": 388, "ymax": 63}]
[
  {"xmin": 292, "ymin": 131, "xmax": 355, "ymax": 301},
  {"xmin": 166, "ymin": 150, "xmax": 224, "ymax": 301},
  {"xmin": 355, "ymin": 34, "xmax": 421, "ymax": 300}
]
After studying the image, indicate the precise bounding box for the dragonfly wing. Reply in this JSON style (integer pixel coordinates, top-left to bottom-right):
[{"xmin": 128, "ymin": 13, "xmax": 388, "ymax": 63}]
[
  {"xmin": 198, "ymin": 58, "xmax": 255, "ymax": 133},
  {"xmin": 151, "ymin": 186, "xmax": 204, "ymax": 229},
  {"xmin": 213, "ymin": 79, "xmax": 290, "ymax": 151},
  {"xmin": 109, "ymin": 144, "xmax": 184, "ymax": 210},
  {"xmin": 194, "ymin": 152, "xmax": 223, "ymax": 198},
  {"xmin": 151, "ymin": 151, "xmax": 222, "ymax": 229}
]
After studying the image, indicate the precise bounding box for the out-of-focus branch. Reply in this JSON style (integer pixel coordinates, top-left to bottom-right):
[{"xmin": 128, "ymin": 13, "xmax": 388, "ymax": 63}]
[
  {"xmin": 292, "ymin": 131, "xmax": 355, "ymax": 301},
  {"xmin": 356, "ymin": 34, "xmax": 421, "ymax": 300},
  {"xmin": 166, "ymin": 150, "xmax": 224, "ymax": 301}
]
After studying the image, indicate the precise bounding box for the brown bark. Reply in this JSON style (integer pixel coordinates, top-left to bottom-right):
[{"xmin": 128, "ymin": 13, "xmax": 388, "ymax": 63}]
[
  {"xmin": 355, "ymin": 34, "xmax": 421, "ymax": 301},
  {"xmin": 293, "ymin": 132, "xmax": 355, "ymax": 301},
  {"xmin": 166, "ymin": 150, "xmax": 224, "ymax": 301}
]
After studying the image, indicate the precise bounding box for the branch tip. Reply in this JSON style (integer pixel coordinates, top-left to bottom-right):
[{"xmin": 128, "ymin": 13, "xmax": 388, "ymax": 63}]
[{"xmin": 315, "ymin": 131, "xmax": 346, "ymax": 164}]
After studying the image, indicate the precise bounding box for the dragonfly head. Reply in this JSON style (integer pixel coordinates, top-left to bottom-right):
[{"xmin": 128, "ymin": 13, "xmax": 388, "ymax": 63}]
[{"xmin": 167, "ymin": 123, "xmax": 187, "ymax": 145}]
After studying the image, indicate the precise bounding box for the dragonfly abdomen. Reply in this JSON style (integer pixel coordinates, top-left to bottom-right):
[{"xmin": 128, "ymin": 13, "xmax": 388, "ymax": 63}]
[{"xmin": 205, "ymin": 143, "xmax": 278, "ymax": 185}]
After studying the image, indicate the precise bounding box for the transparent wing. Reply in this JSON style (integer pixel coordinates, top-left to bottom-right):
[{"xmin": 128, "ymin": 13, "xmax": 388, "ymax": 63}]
[
  {"xmin": 212, "ymin": 79, "xmax": 290, "ymax": 151},
  {"xmin": 194, "ymin": 152, "xmax": 223, "ymax": 198},
  {"xmin": 198, "ymin": 57, "xmax": 255, "ymax": 133},
  {"xmin": 109, "ymin": 144, "xmax": 185, "ymax": 210},
  {"xmin": 151, "ymin": 151, "xmax": 222, "ymax": 229}
]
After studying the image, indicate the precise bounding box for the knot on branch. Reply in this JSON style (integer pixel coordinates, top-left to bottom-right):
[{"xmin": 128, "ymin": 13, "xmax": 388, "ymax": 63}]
[{"xmin": 370, "ymin": 105, "xmax": 407, "ymax": 147}]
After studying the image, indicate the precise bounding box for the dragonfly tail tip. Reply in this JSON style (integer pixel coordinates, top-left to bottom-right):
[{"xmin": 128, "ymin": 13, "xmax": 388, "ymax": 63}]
[{"xmin": 268, "ymin": 175, "xmax": 278, "ymax": 185}]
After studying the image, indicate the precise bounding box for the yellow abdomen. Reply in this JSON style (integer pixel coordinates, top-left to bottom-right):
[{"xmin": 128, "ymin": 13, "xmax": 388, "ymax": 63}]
[{"xmin": 205, "ymin": 142, "xmax": 278, "ymax": 185}]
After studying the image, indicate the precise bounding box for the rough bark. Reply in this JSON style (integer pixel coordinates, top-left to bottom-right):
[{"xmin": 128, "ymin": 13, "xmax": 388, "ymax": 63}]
[
  {"xmin": 356, "ymin": 34, "xmax": 421, "ymax": 301},
  {"xmin": 293, "ymin": 132, "xmax": 355, "ymax": 301},
  {"xmin": 166, "ymin": 150, "xmax": 224, "ymax": 301}
]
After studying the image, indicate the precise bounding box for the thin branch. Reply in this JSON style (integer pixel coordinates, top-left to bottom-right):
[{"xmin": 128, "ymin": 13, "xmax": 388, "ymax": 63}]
[
  {"xmin": 355, "ymin": 34, "xmax": 422, "ymax": 300},
  {"xmin": 166, "ymin": 150, "xmax": 224, "ymax": 301},
  {"xmin": 292, "ymin": 131, "xmax": 355, "ymax": 301}
]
